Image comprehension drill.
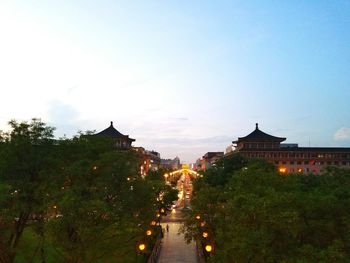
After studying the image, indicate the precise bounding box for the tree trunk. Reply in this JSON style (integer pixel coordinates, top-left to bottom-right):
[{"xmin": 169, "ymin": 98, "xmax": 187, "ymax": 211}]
[
  {"xmin": 8, "ymin": 211, "xmax": 30, "ymax": 258},
  {"xmin": 0, "ymin": 242, "xmax": 12, "ymax": 263}
]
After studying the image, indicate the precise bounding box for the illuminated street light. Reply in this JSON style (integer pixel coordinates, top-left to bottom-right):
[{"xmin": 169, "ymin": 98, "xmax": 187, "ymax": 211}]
[
  {"xmin": 146, "ymin": 230, "xmax": 152, "ymax": 236},
  {"xmin": 279, "ymin": 167, "xmax": 287, "ymax": 173},
  {"xmin": 150, "ymin": 220, "xmax": 156, "ymax": 226},
  {"xmin": 205, "ymin": 244, "xmax": 213, "ymax": 253},
  {"xmin": 195, "ymin": 215, "xmax": 201, "ymax": 220},
  {"xmin": 200, "ymin": 221, "xmax": 206, "ymax": 227},
  {"xmin": 202, "ymin": 231, "xmax": 209, "ymax": 238},
  {"xmin": 138, "ymin": 243, "xmax": 146, "ymax": 252},
  {"xmin": 160, "ymin": 208, "xmax": 165, "ymax": 213}
]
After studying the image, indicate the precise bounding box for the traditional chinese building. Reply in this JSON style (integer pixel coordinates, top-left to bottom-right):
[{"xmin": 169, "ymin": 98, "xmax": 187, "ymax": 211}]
[
  {"xmin": 230, "ymin": 123, "xmax": 350, "ymax": 174},
  {"xmin": 95, "ymin": 121, "xmax": 135, "ymax": 149}
]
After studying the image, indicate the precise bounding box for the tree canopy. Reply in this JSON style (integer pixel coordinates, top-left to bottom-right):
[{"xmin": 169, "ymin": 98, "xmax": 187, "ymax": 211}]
[
  {"xmin": 0, "ymin": 119, "xmax": 175, "ymax": 263},
  {"xmin": 184, "ymin": 154, "xmax": 350, "ymax": 262}
]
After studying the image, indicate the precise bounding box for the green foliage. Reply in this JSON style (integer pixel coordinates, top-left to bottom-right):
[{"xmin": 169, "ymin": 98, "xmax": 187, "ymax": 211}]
[
  {"xmin": 0, "ymin": 119, "xmax": 168, "ymax": 262},
  {"xmin": 145, "ymin": 169, "xmax": 179, "ymax": 208},
  {"xmin": 0, "ymin": 118, "xmax": 56, "ymax": 261},
  {"xmin": 185, "ymin": 157, "xmax": 350, "ymax": 262},
  {"xmin": 202, "ymin": 154, "xmax": 247, "ymax": 187}
]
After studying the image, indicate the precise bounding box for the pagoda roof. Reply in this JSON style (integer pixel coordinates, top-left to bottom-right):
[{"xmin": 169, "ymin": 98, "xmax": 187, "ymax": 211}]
[
  {"xmin": 95, "ymin": 121, "xmax": 135, "ymax": 142},
  {"xmin": 234, "ymin": 123, "xmax": 286, "ymax": 143}
]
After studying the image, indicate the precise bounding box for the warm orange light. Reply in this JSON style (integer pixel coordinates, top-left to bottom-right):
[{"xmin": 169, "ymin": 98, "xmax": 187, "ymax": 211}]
[
  {"xmin": 161, "ymin": 208, "xmax": 165, "ymax": 213},
  {"xmin": 138, "ymin": 243, "xmax": 146, "ymax": 251},
  {"xmin": 279, "ymin": 167, "xmax": 287, "ymax": 173},
  {"xmin": 150, "ymin": 220, "xmax": 156, "ymax": 226},
  {"xmin": 53, "ymin": 205, "xmax": 57, "ymax": 209},
  {"xmin": 196, "ymin": 215, "xmax": 201, "ymax": 220},
  {"xmin": 200, "ymin": 221, "xmax": 206, "ymax": 227},
  {"xmin": 202, "ymin": 232, "xmax": 209, "ymax": 238},
  {"xmin": 156, "ymin": 213, "xmax": 160, "ymax": 218},
  {"xmin": 172, "ymin": 208, "xmax": 176, "ymax": 213},
  {"xmin": 93, "ymin": 166, "xmax": 97, "ymax": 170},
  {"xmin": 205, "ymin": 244, "xmax": 213, "ymax": 252},
  {"xmin": 298, "ymin": 168, "xmax": 303, "ymax": 173},
  {"xmin": 146, "ymin": 230, "xmax": 152, "ymax": 236}
]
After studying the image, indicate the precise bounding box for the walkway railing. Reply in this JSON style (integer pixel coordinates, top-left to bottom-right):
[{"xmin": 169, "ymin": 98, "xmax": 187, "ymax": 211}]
[
  {"xmin": 147, "ymin": 235, "xmax": 162, "ymax": 263},
  {"xmin": 196, "ymin": 239, "xmax": 206, "ymax": 263}
]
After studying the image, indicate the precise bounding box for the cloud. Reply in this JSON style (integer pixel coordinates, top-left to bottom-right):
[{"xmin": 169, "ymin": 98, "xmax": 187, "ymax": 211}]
[
  {"xmin": 143, "ymin": 135, "xmax": 232, "ymax": 146},
  {"xmin": 169, "ymin": 117, "xmax": 188, "ymax": 121},
  {"xmin": 136, "ymin": 135, "xmax": 233, "ymax": 163},
  {"xmin": 47, "ymin": 100, "xmax": 82, "ymax": 137},
  {"xmin": 334, "ymin": 127, "xmax": 350, "ymax": 141}
]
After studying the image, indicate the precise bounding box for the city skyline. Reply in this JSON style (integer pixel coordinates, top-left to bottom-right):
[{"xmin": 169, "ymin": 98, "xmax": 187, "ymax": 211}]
[{"xmin": 1, "ymin": 1, "xmax": 350, "ymax": 163}]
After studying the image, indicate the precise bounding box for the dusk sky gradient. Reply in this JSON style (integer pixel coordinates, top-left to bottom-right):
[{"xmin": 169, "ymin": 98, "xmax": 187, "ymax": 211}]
[{"xmin": 1, "ymin": 1, "xmax": 350, "ymax": 163}]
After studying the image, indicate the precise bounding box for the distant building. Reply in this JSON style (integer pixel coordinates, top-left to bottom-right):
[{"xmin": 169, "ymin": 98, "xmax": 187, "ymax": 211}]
[
  {"xmin": 160, "ymin": 156, "xmax": 181, "ymax": 171},
  {"xmin": 95, "ymin": 121, "xmax": 135, "ymax": 149},
  {"xmin": 229, "ymin": 123, "xmax": 350, "ymax": 174},
  {"xmin": 134, "ymin": 147, "xmax": 161, "ymax": 177},
  {"xmin": 225, "ymin": 145, "xmax": 234, "ymax": 155},
  {"xmin": 196, "ymin": 152, "xmax": 224, "ymax": 171}
]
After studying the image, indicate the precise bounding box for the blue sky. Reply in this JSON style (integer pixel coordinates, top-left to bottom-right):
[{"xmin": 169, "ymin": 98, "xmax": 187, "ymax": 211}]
[{"xmin": 0, "ymin": 1, "xmax": 349, "ymax": 163}]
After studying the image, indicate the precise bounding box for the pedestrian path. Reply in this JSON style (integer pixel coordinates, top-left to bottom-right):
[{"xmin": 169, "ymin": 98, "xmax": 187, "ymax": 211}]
[
  {"xmin": 157, "ymin": 222, "xmax": 197, "ymax": 263},
  {"xmin": 157, "ymin": 210, "xmax": 198, "ymax": 263}
]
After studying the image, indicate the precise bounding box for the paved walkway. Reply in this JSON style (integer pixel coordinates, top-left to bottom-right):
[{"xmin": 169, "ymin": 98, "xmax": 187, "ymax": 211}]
[{"xmin": 157, "ymin": 210, "xmax": 198, "ymax": 263}]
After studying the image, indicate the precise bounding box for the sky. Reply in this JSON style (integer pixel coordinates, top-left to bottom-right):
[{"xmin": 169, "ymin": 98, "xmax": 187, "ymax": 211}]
[{"xmin": 0, "ymin": 1, "xmax": 350, "ymax": 163}]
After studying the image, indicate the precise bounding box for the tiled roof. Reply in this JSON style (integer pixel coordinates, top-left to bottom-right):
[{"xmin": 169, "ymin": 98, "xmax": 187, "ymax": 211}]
[
  {"xmin": 95, "ymin": 121, "xmax": 135, "ymax": 142},
  {"xmin": 235, "ymin": 123, "xmax": 286, "ymax": 142}
]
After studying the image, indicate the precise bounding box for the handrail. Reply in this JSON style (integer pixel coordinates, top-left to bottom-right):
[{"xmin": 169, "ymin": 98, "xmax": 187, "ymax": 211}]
[
  {"xmin": 196, "ymin": 239, "xmax": 206, "ymax": 263},
  {"xmin": 147, "ymin": 235, "xmax": 162, "ymax": 263}
]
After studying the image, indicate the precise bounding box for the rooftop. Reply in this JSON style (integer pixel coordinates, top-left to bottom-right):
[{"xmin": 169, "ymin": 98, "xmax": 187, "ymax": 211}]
[
  {"xmin": 234, "ymin": 123, "xmax": 286, "ymax": 143},
  {"xmin": 95, "ymin": 121, "xmax": 135, "ymax": 142}
]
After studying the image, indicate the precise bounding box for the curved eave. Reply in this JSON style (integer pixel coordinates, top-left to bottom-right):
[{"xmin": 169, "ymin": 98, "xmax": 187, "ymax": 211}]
[
  {"xmin": 233, "ymin": 124, "xmax": 286, "ymax": 143},
  {"xmin": 236, "ymin": 136, "xmax": 286, "ymax": 142}
]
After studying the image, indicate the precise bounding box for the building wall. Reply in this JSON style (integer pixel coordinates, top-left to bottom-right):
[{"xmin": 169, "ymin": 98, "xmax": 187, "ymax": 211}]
[{"xmin": 238, "ymin": 149, "xmax": 350, "ymax": 174}]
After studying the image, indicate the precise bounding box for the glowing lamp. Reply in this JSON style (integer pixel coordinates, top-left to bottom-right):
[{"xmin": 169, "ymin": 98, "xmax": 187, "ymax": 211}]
[
  {"xmin": 150, "ymin": 221, "xmax": 156, "ymax": 226},
  {"xmin": 195, "ymin": 215, "xmax": 201, "ymax": 220},
  {"xmin": 279, "ymin": 167, "xmax": 287, "ymax": 173},
  {"xmin": 205, "ymin": 244, "xmax": 213, "ymax": 253},
  {"xmin": 138, "ymin": 243, "xmax": 146, "ymax": 251},
  {"xmin": 146, "ymin": 230, "xmax": 152, "ymax": 236},
  {"xmin": 202, "ymin": 232, "xmax": 209, "ymax": 238}
]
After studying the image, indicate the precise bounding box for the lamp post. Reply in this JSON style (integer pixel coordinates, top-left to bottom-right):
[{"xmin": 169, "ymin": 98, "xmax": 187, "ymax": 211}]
[
  {"xmin": 136, "ymin": 241, "xmax": 146, "ymax": 263},
  {"xmin": 205, "ymin": 244, "xmax": 214, "ymax": 253},
  {"xmin": 164, "ymin": 173, "xmax": 169, "ymax": 183}
]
